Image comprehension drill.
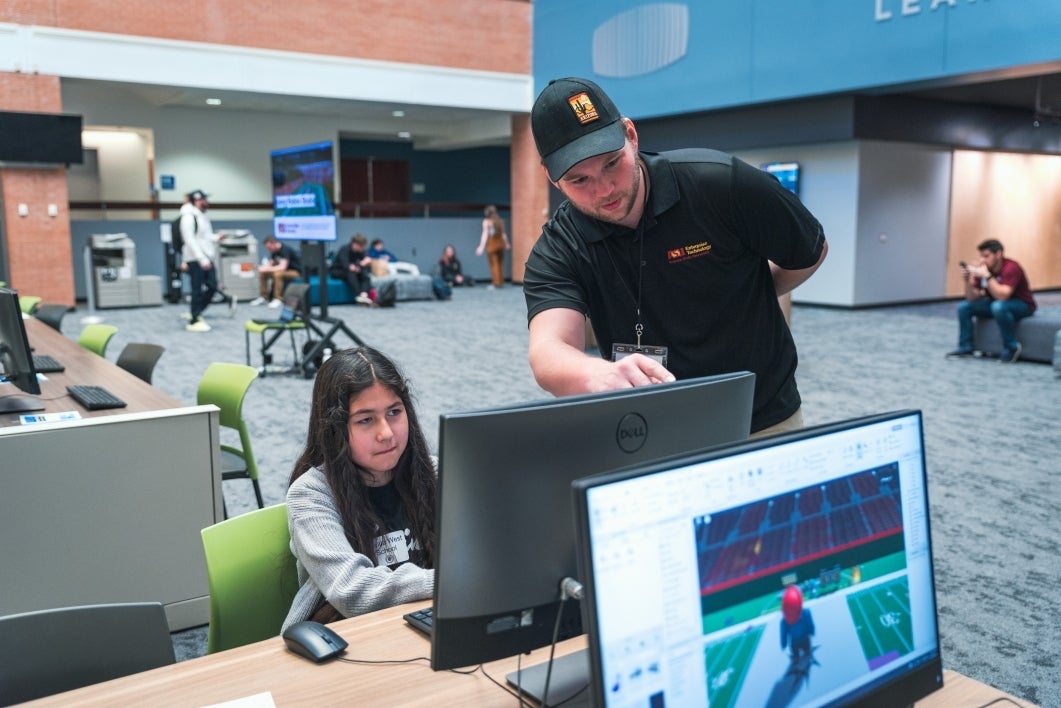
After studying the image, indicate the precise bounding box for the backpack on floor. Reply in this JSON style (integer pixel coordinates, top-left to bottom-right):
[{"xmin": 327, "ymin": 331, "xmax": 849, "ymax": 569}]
[{"xmin": 374, "ymin": 280, "xmax": 397, "ymax": 307}]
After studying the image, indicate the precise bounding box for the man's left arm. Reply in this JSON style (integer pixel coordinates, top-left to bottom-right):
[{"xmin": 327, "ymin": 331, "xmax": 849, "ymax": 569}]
[{"xmin": 770, "ymin": 238, "xmax": 828, "ymax": 296}]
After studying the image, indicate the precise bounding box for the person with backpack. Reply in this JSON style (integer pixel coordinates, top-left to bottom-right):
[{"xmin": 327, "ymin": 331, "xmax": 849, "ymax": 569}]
[{"xmin": 180, "ymin": 189, "xmax": 221, "ymax": 332}]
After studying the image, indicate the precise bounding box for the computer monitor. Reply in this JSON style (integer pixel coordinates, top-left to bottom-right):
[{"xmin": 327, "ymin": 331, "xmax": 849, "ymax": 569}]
[
  {"xmin": 572, "ymin": 409, "xmax": 943, "ymax": 708},
  {"xmin": 430, "ymin": 371, "xmax": 757, "ymax": 683},
  {"xmin": 0, "ymin": 287, "xmax": 44, "ymax": 414}
]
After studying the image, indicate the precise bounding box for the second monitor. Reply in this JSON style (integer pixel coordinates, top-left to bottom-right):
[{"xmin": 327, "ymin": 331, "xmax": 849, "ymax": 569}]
[{"xmin": 429, "ymin": 371, "xmax": 756, "ymax": 679}]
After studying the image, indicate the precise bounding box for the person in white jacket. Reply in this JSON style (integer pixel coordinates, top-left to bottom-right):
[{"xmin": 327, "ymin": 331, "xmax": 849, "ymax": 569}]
[{"xmin": 180, "ymin": 189, "xmax": 220, "ymax": 332}]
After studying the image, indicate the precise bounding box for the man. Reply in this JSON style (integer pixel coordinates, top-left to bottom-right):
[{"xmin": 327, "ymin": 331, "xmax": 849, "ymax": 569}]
[
  {"xmin": 180, "ymin": 189, "xmax": 221, "ymax": 332},
  {"xmin": 251, "ymin": 235, "xmax": 302, "ymax": 307},
  {"xmin": 947, "ymin": 238, "xmax": 1036, "ymax": 363},
  {"xmin": 523, "ymin": 77, "xmax": 828, "ymax": 435},
  {"xmin": 330, "ymin": 234, "xmax": 374, "ymax": 306}
]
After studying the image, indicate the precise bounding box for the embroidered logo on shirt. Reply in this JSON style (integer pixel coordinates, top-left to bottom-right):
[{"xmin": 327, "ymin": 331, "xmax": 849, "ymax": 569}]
[
  {"xmin": 568, "ymin": 92, "xmax": 600, "ymax": 125},
  {"xmin": 667, "ymin": 241, "xmax": 712, "ymax": 264}
]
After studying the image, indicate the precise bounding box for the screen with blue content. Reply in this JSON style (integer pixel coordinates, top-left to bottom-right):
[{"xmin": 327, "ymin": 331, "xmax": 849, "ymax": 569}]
[
  {"xmin": 270, "ymin": 140, "xmax": 337, "ymax": 241},
  {"xmin": 762, "ymin": 161, "xmax": 800, "ymax": 196},
  {"xmin": 429, "ymin": 372, "xmax": 757, "ymax": 684},
  {"xmin": 573, "ymin": 409, "xmax": 942, "ymax": 708}
]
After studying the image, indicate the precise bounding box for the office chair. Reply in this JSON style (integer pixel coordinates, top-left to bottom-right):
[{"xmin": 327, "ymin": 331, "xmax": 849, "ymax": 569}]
[
  {"xmin": 116, "ymin": 342, "xmax": 166, "ymax": 385},
  {"xmin": 17, "ymin": 294, "xmax": 42, "ymax": 315},
  {"xmin": 32, "ymin": 303, "xmax": 72, "ymax": 333},
  {"xmin": 77, "ymin": 323, "xmax": 119, "ymax": 357},
  {"xmin": 0, "ymin": 601, "xmax": 175, "ymax": 704},
  {"xmin": 196, "ymin": 362, "xmax": 264, "ymax": 517},
  {"xmin": 200, "ymin": 503, "xmax": 298, "ymax": 653},
  {"xmin": 244, "ymin": 282, "xmax": 310, "ymax": 376}
]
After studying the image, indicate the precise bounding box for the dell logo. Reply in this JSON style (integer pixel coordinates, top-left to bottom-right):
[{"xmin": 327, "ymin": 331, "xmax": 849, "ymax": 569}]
[{"xmin": 616, "ymin": 413, "xmax": 648, "ymax": 453}]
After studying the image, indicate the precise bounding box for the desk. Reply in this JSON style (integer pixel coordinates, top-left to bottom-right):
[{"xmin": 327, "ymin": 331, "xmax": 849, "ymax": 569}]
[
  {"xmin": 1, "ymin": 318, "xmax": 222, "ymax": 630},
  {"xmin": 24, "ymin": 603, "xmax": 1039, "ymax": 707}
]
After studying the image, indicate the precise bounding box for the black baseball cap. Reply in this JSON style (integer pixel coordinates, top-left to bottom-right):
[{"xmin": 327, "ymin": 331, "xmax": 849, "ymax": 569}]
[
  {"xmin": 531, "ymin": 77, "xmax": 626, "ymax": 181},
  {"xmin": 188, "ymin": 189, "xmax": 209, "ymax": 202}
]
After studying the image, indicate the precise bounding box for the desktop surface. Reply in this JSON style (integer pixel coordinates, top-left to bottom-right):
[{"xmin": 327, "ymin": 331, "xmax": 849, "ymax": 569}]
[
  {"xmin": 21, "ymin": 602, "xmax": 1038, "ymax": 708},
  {"xmin": 1, "ymin": 318, "xmax": 179, "ymax": 427}
]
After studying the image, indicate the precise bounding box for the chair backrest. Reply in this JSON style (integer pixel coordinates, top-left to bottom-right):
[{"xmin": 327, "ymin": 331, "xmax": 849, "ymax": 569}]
[
  {"xmin": 31, "ymin": 303, "xmax": 71, "ymax": 333},
  {"xmin": 196, "ymin": 362, "xmax": 260, "ymax": 477},
  {"xmin": 78, "ymin": 323, "xmax": 119, "ymax": 357},
  {"xmin": 284, "ymin": 282, "xmax": 311, "ymax": 320},
  {"xmin": 116, "ymin": 342, "xmax": 165, "ymax": 384},
  {"xmin": 17, "ymin": 295, "xmax": 42, "ymax": 315},
  {"xmin": 200, "ymin": 503, "xmax": 298, "ymax": 653},
  {"xmin": 0, "ymin": 601, "xmax": 175, "ymax": 704}
]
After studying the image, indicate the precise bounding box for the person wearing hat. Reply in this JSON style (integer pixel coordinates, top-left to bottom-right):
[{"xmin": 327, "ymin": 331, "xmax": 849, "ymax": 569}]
[
  {"xmin": 523, "ymin": 77, "xmax": 828, "ymax": 436},
  {"xmin": 180, "ymin": 189, "xmax": 221, "ymax": 332}
]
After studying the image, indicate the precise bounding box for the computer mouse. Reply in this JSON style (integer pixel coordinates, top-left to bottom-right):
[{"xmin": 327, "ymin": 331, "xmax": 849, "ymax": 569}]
[{"xmin": 282, "ymin": 620, "xmax": 349, "ymax": 662}]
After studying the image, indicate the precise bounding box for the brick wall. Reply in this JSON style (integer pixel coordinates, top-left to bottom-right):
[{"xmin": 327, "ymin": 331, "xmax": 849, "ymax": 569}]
[
  {"xmin": 0, "ymin": 72, "xmax": 75, "ymax": 304},
  {"xmin": 3, "ymin": 0, "xmax": 531, "ymax": 74}
]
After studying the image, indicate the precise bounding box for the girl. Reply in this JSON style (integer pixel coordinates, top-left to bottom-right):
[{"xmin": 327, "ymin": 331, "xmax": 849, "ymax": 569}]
[
  {"xmin": 475, "ymin": 205, "xmax": 510, "ymax": 288},
  {"xmin": 282, "ymin": 347, "xmax": 436, "ymax": 630}
]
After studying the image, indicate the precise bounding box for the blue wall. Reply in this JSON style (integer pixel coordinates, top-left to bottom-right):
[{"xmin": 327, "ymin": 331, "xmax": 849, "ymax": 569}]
[{"xmin": 534, "ymin": 0, "xmax": 1061, "ymax": 118}]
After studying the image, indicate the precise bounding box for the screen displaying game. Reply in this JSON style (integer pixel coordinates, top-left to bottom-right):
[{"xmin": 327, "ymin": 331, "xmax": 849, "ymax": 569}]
[{"xmin": 270, "ymin": 140, "xmax": 337, "ymax": 241}]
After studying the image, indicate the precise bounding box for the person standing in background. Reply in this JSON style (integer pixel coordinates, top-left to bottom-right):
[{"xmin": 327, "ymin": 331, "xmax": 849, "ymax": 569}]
[
  {"xmin": 181, "ymin": 189, "xmax": 220, "ymax": 332},
  {"xmin": 476, "ymin": 205, "xmax": 510, "ymax": 289}
]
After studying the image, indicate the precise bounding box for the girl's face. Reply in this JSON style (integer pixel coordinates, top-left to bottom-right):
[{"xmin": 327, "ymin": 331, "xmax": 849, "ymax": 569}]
[{"xmin": 346, "ymin": 381, "xmax": 409, "ymax": 486}]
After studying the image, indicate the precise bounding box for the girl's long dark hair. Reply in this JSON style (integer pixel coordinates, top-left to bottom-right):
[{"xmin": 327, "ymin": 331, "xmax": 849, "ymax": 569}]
[{"xmin": 290, "ymin": 347, "xmax": 436, "ymax": 567}]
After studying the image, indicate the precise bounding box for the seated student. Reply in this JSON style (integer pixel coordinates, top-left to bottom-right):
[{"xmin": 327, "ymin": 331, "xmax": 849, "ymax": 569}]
[
  {"xmin": 367, "ymin": 238, "xmax": 398, "ymax": 263},
  {"xmin": 251, "ymin": 236, "xmax": 302, "ymax": 307},
  {"xmin": 436, "ymin": 244, "xmax": 471, "ymax": 287},
  {"xmin": 282, "ymin": 347, "xmax": 436, "ymax": 630},
  {"xmin": 329, "ymin": 234, "xmax": 374, "ymax": 306}
]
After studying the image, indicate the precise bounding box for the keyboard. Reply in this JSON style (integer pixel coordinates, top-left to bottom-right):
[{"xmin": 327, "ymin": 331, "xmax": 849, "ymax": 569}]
[
  {"xmin": 66, "ymin": 384, "xmax": 127, "ymax": 411},
  {"xmin": 403, "ymin": 607, "xmax": 434, "ymax": 636},
  {"xmin": 32, "ymin": 353, "xmax": 65, "ymax": 373}
]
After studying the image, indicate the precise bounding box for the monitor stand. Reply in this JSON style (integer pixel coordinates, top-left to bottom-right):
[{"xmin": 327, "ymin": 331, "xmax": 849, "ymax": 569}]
[
  {"xmin": 0, "ymin": 393, "xmax": 45, "ymax": 414},
  {"xmin": 505, "ymin": 649, "xmax": 591, "ymax": 707}
]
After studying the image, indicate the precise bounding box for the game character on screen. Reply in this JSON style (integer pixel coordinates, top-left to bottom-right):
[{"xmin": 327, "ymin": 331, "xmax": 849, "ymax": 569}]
[{"xmin": 780, "ymin": 585, "xmax": 817, "ymax": 672}]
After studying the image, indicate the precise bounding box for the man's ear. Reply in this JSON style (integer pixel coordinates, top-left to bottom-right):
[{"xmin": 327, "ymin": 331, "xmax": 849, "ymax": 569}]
[
  {"xmin": 623, "ymin": 117, "xmax": 639, "ymax": 151},
  {"xmin": 541, "ymin": 163, "xmax": 559, "ymax": 189}
]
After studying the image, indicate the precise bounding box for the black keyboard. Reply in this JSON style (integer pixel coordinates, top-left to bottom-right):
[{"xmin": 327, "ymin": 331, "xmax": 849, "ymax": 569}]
[
  {"xmin": 403, "ymin": 607, "xmax": 433, "ymax": 636},
  {"xmin": 66, "ymin": 384, "xmax": 127, "ymax": 411},
  {"xmin": 32, "ymin": 353, "xmax": 65, "ymax": 373}
]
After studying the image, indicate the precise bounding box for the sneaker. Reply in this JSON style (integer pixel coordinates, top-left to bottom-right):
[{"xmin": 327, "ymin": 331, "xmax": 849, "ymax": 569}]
[
  {"xmin": 186, "ymin": 319, "xmax": 212, "ymax": 332},
  {"xmin": 228, "ymin": 295, "xmax": 238, "ymax": 316},
  {"xmin": 249, "ymin": 297, "xmax": 267, "ymax": 306},
  {"xmin": 268, "ymin": 298, "xmax": 283, "ymax": 309},
  {"xmin": 1000, "ymin": 343, "xmax": 1021, "ymax": 363},
  {"xmin": 356, "ymin": 292, "xmax": 373, "ymax": 306},
  {"xmin": 945, "ymin": 348, "xmax": 973, "ymax": 359}
]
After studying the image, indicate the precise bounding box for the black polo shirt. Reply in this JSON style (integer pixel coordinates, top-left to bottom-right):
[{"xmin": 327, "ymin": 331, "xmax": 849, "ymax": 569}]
[{"xmin": 524, "ymin": 149, "xmax": 825, "ymax": 432}]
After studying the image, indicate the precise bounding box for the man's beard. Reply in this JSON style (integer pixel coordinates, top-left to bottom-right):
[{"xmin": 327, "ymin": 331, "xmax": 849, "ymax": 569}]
[{"xmin": 570, "ymin": 161, "xmax": 642, "ymax": 226}]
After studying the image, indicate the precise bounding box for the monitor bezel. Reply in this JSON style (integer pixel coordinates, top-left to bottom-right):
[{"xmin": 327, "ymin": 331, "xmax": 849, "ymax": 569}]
[
  {"xmin": 429, "ymin": 371, "xmax": 757, "ymax": 671},
  {"xmin": 0, "ymin": 287, "xmax": 43, "ymax": 398},
  {"xmin": 572, "ymin": 408, "xmax": 944, "ymax": 708}
]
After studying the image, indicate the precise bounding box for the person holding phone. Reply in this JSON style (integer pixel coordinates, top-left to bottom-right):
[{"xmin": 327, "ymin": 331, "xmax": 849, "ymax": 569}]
[{"xmin": 947, "ymin": 239, "xmax": 1036, "ymax": 363}]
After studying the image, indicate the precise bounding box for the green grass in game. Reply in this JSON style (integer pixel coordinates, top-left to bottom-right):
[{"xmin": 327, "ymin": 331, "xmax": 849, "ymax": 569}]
[
  {"xmin": 704, "ymin": 624, "xmax": 764, "ymax": 708},
  {"xmin": 846, "ymin": 576, "xmax": 913, "ymax": 665}
]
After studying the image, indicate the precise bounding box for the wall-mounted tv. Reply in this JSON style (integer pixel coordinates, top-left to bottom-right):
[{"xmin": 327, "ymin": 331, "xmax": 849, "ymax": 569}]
[
  {"xmin": 0, "ymin": 111, "xmax": 84, "ymax": 165},
  {"xmin": 270, "ymin": 140, "xmax": 337, "ymax": 241},
  {"xmin": 762, "ymin": 161, "xmax": 800, "ymax": 196}
]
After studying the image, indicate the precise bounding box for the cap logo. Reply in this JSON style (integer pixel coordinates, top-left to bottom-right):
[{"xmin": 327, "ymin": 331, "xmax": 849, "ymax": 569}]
[{"xmin": 568, "ymin": 92, "xmax": 600, "ymax": 125}]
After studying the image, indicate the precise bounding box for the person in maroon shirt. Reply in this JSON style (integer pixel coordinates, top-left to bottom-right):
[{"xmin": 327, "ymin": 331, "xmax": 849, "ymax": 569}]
[{"xmin": 947, "ymin": 238, "xmax": 1036, "ymax": 363}]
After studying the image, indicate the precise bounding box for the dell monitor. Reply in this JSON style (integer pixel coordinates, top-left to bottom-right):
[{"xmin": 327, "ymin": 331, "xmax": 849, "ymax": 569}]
[
  {"xmin": 430, "ymin": 372, "xmax": 757, "ymax": 689},
  {"xmin": 573, "ymin": 409, "xmax": 943, "ymax": 708},
  {"xmin": 0, "ymin": 288, "xmax": 45, "ymax": 414}
]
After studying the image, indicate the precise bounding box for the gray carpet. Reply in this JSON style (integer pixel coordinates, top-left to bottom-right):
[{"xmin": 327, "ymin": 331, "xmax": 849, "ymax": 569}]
[{"xmin": 57, "ymin": 286, "xmax": 1060, "ymax": 707}]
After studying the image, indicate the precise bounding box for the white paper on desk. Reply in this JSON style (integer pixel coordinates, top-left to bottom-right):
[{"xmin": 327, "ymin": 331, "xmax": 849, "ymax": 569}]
[{"xmin": 202, "ymin": 692, "xmax": 276, "ymax": 708}]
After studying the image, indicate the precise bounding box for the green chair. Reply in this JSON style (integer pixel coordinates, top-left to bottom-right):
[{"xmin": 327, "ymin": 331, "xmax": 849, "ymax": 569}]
[
  {"xmin": 78, "ymin": 323, "xmax": 119, "ymax": 357},
  {"xmin": 243, "ymin": 283, "xmax": 310, "ymax": 376},
  {"xmin": 200, "ymin": 503, "xmax": 298, "ymax": 653},
  {"xmin": 196, "ymin": 362, "xmax": 264, "ymax": 516},
  {"xmin": 115, "ymin": 342, "xmax": 165, "ymax": 384},
  {"xmin": 18, "ymin": 295, "xmax": 42, "ymax": 314}
]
